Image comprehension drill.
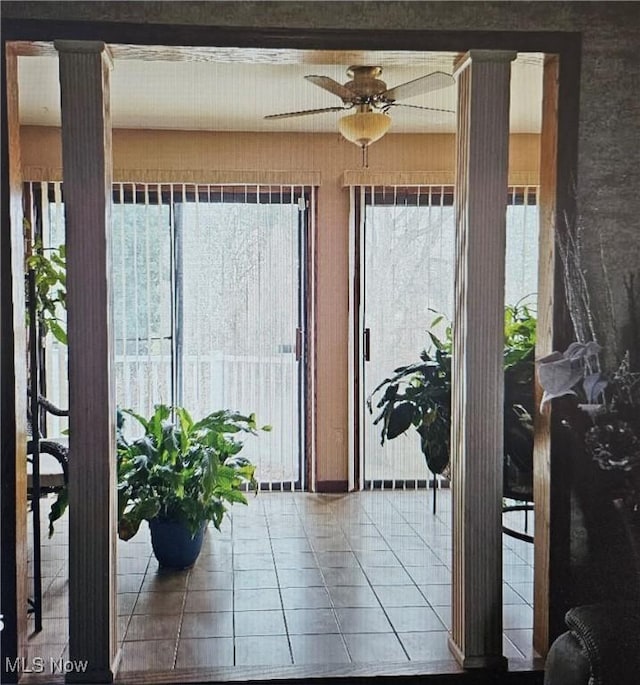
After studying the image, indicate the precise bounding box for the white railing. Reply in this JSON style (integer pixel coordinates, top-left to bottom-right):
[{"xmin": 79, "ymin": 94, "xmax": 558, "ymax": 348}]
[{"xmin": 44, "ymin": 345, "xmax": 300, "ymax": 484}]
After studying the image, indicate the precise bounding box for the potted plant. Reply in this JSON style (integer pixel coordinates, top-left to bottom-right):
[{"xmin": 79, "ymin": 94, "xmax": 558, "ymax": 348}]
[
  {"xmin": 117, "ymin": 404, "xmax": 269, "ymax": 569},
  {"xmin": 367, "ymin": 302, "xmax": 537, "ymax": 488},
  {"xmin": 537, "ymin": 343, "xmax": 640, "ymax": 576}
]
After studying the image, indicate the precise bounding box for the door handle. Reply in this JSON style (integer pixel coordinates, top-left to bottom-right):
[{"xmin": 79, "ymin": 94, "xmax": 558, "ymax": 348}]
[
  {"xmin": 295, "ymin": 327, "xmax": 303, "ymax": 361},
  {"xmin": 363, "ymin": 327, "xmax": 371, "ymax": 362}
]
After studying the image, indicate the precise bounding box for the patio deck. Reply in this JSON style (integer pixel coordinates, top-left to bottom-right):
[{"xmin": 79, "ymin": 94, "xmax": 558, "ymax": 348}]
[{"xmin": 26, "ymin": 489, "xmax": 536, "ymax": 680}]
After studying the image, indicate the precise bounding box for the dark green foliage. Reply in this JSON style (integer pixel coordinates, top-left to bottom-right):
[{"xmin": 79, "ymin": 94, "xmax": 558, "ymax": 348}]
[
  {"xmin": 117, "ymin": 404, "xmax": 270, "ymax": 539},
  {"xmin": 47, "ymin": 404, "xmax": 271, "ymax": 539},
  {"xmin": 368, "ymin": 303, "xmax": 536, "ymax": 480}
]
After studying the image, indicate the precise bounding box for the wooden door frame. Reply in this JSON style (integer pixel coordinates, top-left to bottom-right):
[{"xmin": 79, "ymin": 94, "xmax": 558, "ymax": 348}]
[{"xmin": 1, "ymin": 17, "xmax": 580, "ymax": 682}]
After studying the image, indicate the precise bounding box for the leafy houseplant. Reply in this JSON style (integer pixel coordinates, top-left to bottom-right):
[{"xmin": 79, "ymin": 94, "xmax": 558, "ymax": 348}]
[
  {"xmin": 538, "ymin": 343, "xmax": 640, "ymax": 510},
  {"xmin": 537, "ymin": 342, "xmax": 640, "ymax": 597},
  {"xmin": 117, "ymin": 404, "xmax": 269, "ymax": 568},
  {"xmin": 368, "ymin": 303, "xmax": 536, "ymax": 484}
]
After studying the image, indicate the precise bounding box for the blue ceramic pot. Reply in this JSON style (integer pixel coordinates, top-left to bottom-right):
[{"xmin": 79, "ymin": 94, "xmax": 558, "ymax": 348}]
[{"xmin": 149, "ymin": 518, "xmax": 206, "ymax": 569}]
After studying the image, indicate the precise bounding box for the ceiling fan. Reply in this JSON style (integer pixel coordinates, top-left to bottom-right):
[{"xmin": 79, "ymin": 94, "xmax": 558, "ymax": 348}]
[{"xmin": 265, "ymin": 65, "xmax": 456, "ymax": 153}]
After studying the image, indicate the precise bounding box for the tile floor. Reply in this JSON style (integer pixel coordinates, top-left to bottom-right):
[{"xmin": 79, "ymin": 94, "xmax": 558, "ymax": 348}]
[{"xmin": 27, "ymin": 489, "xmax": 535, "ymax": 676}]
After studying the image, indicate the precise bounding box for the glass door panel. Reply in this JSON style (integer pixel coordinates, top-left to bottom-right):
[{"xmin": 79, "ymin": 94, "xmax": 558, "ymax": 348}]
[
  {"xmin": 360, "ymin": 186, "xmax": 455, "ymax": 485},
  {"xmin": 178, "ymin": 186, "xmax": 306, "ymax": 487}
]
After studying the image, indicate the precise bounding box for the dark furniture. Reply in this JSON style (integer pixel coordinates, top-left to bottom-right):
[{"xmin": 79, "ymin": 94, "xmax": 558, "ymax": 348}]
[
  {"xmin": 27, "ymin": 392, "xmax": 68, "ymax": 632},
  {"xmin": 544, "ymin": 603, "xmax": 640, "ymax": 685}
]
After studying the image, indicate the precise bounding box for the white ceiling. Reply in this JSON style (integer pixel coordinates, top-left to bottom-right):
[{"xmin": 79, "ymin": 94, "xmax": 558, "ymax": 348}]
[{"xmin": 17, "ymin": 47, "xmax": 543, "ymax": 134}]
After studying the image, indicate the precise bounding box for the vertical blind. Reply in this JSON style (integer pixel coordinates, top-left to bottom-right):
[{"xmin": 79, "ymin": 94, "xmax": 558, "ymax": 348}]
[
  {"xmin": 30, "ymin": 182, "xmax": 308, "ymax": 489},
  {"xmin": 359, "ymin": 185, "xmax": 539, "ymax": 487}
]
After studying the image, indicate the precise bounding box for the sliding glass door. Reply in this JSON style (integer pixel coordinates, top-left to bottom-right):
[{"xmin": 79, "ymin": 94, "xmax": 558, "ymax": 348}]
[
  {"xmin": 175, "ymin": 186, "xmax": 308, "ymax": 487},
  {"xmin": 32, "ymin": 182, "xmax": 309, "ymax": 489},
  {"xmin": 356, "ymin": 185, "xmax": 539, "ymax": 488}
]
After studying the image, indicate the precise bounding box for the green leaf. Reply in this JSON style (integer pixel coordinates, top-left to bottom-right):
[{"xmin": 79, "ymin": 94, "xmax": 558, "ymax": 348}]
[
  {"xmin": 386, "ymin": 402, "xmax": 415, "ymax": 439},
  {"xmin": 48, "ymin": 319, "xmax": 68, "ymax": 345},
  {"xmin": 48, "ymin": 488, "xmax": 69, "ymax": 537}
]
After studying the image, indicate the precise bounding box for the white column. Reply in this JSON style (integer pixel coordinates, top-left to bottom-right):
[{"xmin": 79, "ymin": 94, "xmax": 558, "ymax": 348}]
[
  {"xmin": 449, "ymin": 49, "xmax": 516, "ymax": 669},
  {"xmin": 55, "ymin": 40, "xmax": 118, "ymax": 682}
]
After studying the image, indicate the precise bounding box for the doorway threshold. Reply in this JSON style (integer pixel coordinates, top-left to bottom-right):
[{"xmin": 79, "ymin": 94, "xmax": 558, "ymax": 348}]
[{"xmin": 115, "ymin": 659, "xmax": 544, "ymax": 685}]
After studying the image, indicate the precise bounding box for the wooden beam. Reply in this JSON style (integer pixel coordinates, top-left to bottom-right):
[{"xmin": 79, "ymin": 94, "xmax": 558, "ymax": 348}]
[
  {"xmin": 0, "ymin": 43, "xmax": 29, "ymax": 685},
  {"xmin": 533, "ymin": 48, "xmax": 581, "ymax": 656},
  {"xmin": 532, "ymin": 54, "xmax": 560, "ymax": 657},
  {"xmin": 448, "ymin": 49, "xmax": 515, "ymax": 669},
  {"xmin": 55, "ymin": 40, "xmax": 118, "ymax": 683}
]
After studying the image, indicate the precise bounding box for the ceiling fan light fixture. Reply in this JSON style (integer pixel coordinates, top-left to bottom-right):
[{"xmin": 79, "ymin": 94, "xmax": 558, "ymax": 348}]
[{"xmin": 338, "ymin": 110, "xmax": 391, "ymax": 148}]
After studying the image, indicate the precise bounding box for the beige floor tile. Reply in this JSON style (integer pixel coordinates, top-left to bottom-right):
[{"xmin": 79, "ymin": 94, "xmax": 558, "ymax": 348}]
[
  {"xmin": 399, "ymin": 631, "xmax": 452, "ymax": 661},
  {"xmin": 316, "ymin": 551, "xmax": 359, "ymax": 568},
  {"xmin": 344, "ymin": 632, "xmax": 408, "ymax": 662},
  {"xmin": 335, "ymin": 607, "xmax": 392, "ymax": 634},
  {"xmin": 187, "ymin": 570, "xmax": 233, "ymax": 591},
  {"xmin": 195, "ymin": 553, "xmax": 233, "ymax": 572},
  {"xmin": 142, "ymin": 569, "xmax": 189, "ymax": 592},
  {"xmin": 180, "ymin": 611, "xmax": 234, "ymax": 638},
  {"xmin": 374, "ymin": 584, "xmax": 428, "ymax": 608},
  {"xmin": 285, "ymin": 608, "xmax": 340, "ymax": 635},
  {"xmin": 503, "ymin": 604, "xmax": 534, "ymax": 630},
  {"xmin": 234, "ymin": 587, "xmax": 282, "ymax": 611},
  {"xmin": 277, "ymin": 567, "xmax": 324, "ymax": 588},
  {"xmin": 124, "ymin": 614, "xmax": 181, "ymax": 641},
  {"xmin": 233, "ymin": 553, "xmax": 275, "ymax": 571},
  {"xmin": 117, "ymin": 573, "xmax": 145, "ymax": 594},
  {"xmin": 281, "ymin": 586, "xmax": 332, "ymax": 610},
  {"xmin": 133, "ymin": 591, "xmax": 184, "ymax": 615},
  {"xmin": 175, "ymin": 637, "xmax": 234, "ymax": 668},
  {"xmin": 117, "ymin": 592, "xmax": 138, "ymax": 616},
  {"xmin": 233, "ymin": 569, "xmax": 279, "ymax": 589},
  {"xmin": 119, "ymin": 638, "xmax": 177, "ymax": 671},
  {"xmin": 321, "ymin": 567, "xmax": 369, "ymax": 586},
  {"xmin": 363, "ymin": 566, "xmax": 414, "ymax": 586},
  {"xmin": 290, "ymin": 634, "xmax": 350, "ymax": 665},
  {"xmin": 118, "ymin": 557, "xmax": 151, "ymax": 575},
  {"xmin": 273, "ymin": 551, "xmax": 319, "ymax": 569},
  {"xmin": 326, "ymin": 585, "xmax": 381, "ymax": 608},
  {"xmin": 184, "ymin": 589, "xmax": 233, "ymax": 613},
  {"xmin": 505, "ymin": 629, "xmax": 535, "ymax": 658},
  {"xmin": 26, "ymin": 617, "xmax": 68, "ymax": 646},
  {"xmin": 234, "ymin": 609, "xmax": 286, "ymax": 636},
  {"xmin": 386, "ymin": 606, "xmax": 446, "ymax": 632},
  {"xmin": 234, "ymin": 635, "xmax": 292, "ymax": 666}
]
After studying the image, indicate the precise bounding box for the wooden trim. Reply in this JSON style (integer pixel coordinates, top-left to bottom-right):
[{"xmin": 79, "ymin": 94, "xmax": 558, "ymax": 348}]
[
  {"xmin": 532, "ymin": 47, "xmax": 581, "ymax": 655},
  {"xmin": 0, "ymin": 18, "xmax": 581, "ymax": 53},
  {"xmin": 55, "ymin": 40, "xmax": 119, "ymax": 682},
  {"xmin": 306, "ymin": 187, "xmax": 318, "ymax": 493},
  {"xmin": 315, "ymin": 479, "xmax": 349, "ymax": 493},
  {"xmin": 0, "ymin": 43, "xmax": 28, "ymax": 685}
]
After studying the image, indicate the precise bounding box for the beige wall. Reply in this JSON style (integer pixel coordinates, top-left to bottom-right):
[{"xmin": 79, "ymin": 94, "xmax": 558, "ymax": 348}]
[{"xmin": 22, "ymin": 126, "xmax": 540, "ymax": 485}]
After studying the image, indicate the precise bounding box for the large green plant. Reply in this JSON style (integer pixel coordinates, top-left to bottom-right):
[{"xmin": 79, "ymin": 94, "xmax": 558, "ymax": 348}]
[
  {"xmin": 368, "ymin": 303, "xmax": 536, "ymax": 479},
  {"xmin": 117, "ymin": 405, "xmax": 270, "ymax": 540}
]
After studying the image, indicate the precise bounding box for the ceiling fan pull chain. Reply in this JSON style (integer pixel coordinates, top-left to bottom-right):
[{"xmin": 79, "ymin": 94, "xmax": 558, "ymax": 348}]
[{"xmin": 362, "ymin": 144, "xmax": 368, "ymax": 169}]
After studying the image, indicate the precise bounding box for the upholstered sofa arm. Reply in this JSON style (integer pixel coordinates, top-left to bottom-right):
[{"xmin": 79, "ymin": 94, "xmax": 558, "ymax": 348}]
[{"xmin": 545, "ymin": 603, "xmax": 640, "ymax": 685}]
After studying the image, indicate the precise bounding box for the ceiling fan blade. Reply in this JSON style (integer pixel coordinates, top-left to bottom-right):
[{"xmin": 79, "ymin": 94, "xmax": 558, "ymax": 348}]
[
  {"xmin": 384, "ymin": 102, "xmax": 455, "ymax": 114},
  {"xmin": 264, "ymin": 105, "xmax": 351, "ymax": 120},
  {"xmin": 381, "ymin": 71, "xmax": 455, "ymax": 102},
  {"xmin": 305, "ymin": 75, "xmax": 356, "ymax": 102}
]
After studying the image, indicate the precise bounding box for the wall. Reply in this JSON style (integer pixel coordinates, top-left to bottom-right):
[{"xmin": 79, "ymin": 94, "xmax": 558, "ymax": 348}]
[{"xmin": 21, "ymin": 126, "xmax": 540, "ymax": 484}]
